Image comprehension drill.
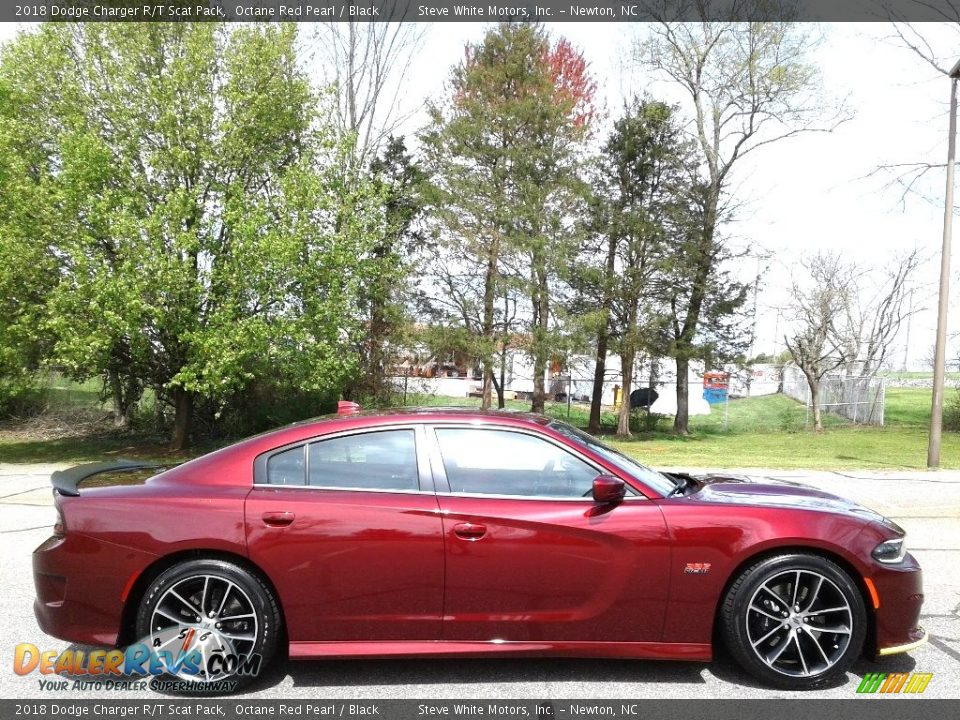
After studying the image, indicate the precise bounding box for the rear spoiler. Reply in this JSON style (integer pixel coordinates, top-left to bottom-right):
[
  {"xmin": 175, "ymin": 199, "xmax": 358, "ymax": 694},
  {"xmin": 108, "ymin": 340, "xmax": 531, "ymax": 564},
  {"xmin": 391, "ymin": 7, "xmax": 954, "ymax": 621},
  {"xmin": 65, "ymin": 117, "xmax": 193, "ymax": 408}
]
[{"xmin": 51, "ymin": 460, "xmax": 162, "ymax": 497}]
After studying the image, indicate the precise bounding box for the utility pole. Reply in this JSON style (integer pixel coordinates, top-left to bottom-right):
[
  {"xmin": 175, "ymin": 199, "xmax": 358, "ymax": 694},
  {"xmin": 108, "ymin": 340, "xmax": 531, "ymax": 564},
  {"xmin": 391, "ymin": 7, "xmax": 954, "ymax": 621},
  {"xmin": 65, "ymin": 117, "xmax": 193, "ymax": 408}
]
[{"xmin": 928, "ymin": 59, "xmax": 960, "ymax": 468}]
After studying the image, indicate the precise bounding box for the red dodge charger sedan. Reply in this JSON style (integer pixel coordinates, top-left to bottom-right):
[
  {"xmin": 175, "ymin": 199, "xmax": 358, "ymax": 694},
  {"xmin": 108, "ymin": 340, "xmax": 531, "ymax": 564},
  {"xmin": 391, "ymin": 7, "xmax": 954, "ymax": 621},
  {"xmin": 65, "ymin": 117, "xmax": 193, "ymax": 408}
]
[{"xmin": 33, "ymin": 407, "xmax": 926, "ymax": 691}]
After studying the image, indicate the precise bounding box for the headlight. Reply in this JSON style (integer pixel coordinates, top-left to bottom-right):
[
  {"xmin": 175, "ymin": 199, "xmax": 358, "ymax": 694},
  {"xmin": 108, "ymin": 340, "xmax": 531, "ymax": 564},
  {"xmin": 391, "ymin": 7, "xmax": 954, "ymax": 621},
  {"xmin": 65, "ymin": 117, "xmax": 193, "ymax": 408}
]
[{"xmin": 872, "ymin": 537, "xmax": 906, "ymax": 564}]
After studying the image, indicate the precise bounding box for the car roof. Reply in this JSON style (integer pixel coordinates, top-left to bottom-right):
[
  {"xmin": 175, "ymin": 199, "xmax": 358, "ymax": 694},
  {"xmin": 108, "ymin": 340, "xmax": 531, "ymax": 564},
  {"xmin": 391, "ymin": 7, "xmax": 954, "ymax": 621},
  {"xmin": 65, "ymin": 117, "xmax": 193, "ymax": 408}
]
[
  {"xmin": 257, "ymin": 406, "xmax": 553, "ymax": 446},
  {"xmin": 277, "ymin": 406, "xmax": 552, "ymax": 433},
  {"xmin": 152, "ymin": 407, "xmax": 557, "ymax": 489},
  {"xmin": 342, "ymin": 406, "xmax": 552, "ymax": 424}
]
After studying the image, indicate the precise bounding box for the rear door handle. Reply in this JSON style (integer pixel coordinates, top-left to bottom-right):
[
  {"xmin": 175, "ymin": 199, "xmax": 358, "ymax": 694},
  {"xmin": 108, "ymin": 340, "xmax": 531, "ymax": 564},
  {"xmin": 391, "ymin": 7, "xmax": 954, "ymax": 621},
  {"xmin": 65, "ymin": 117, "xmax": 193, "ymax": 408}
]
[
  {"xmin": 261, "ymin": 511, "xmax": 295, "ymax": 528},
  {"xmin": 453, "ymin": 522, "xmax": 487, "ymax": 540}
]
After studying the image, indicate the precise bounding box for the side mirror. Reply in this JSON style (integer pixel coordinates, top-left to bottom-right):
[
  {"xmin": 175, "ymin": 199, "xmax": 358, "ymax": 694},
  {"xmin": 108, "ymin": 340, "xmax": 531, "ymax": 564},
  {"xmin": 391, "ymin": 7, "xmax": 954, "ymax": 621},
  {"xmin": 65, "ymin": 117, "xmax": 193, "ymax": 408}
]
[{"xmin": 592, "ymin": 475, "xmax": 626, "ymax": 504}]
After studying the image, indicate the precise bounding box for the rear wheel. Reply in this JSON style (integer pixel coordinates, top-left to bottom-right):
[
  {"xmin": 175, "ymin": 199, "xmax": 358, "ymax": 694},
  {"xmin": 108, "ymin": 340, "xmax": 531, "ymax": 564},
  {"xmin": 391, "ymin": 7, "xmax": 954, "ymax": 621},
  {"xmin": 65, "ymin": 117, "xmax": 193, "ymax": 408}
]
[
  {"xmin": 134, "ymin": 559, "xmax": 280, "ymax": 692},
  {"xmin": 721, "ymin": 553, "xmax": 867, "ymax": 689}
]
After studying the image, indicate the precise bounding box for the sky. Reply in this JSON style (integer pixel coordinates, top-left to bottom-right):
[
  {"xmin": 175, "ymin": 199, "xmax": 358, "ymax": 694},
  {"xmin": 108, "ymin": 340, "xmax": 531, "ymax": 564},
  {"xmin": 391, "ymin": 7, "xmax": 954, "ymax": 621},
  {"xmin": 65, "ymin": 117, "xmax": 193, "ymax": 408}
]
[{"xmin": 0, "ymin": 20, "xmax": 956, "ymax": 370}]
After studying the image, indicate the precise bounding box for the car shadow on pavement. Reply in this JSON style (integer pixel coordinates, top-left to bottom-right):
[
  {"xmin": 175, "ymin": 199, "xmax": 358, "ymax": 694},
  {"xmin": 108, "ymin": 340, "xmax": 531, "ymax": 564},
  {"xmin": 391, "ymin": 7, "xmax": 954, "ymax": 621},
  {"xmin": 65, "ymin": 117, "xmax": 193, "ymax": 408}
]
[
  {"xmin": 242, "ymin": 646, "xmax": 919, "ymax": 695},
  {"xmin": 707, "ymin": 650, "xmax": 917, "ymax": 692},
  {"xmin": 249, "ymin": 657, "xmax": 712, "ymax": 693},
  {"xmin": 57, "ymin": 642, "xmax": 917, "ymax": 697},
  {"xmin": 54, "ymin": 643, "xmax": 710, "ymax": 697}
]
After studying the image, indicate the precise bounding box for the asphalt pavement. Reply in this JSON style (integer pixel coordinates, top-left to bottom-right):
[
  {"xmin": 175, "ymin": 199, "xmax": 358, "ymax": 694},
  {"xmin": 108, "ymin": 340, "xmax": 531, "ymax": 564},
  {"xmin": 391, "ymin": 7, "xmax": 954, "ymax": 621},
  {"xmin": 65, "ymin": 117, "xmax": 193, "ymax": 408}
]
[{"xmin": 0, "ymin": 462, "xmax": 957, "ymax": 700}]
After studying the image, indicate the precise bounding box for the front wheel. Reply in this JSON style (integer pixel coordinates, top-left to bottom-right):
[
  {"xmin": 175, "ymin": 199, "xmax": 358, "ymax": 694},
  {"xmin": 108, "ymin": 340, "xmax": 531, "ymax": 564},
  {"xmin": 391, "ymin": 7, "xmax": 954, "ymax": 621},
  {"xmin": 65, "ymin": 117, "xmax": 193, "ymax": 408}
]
[
  {"xmin": 720, "ymin": 553, "xmax": 867, "ymax": 689},
  {"xmin": 134, "ymin": 559, "xmax": 281, "ymax": 692}
]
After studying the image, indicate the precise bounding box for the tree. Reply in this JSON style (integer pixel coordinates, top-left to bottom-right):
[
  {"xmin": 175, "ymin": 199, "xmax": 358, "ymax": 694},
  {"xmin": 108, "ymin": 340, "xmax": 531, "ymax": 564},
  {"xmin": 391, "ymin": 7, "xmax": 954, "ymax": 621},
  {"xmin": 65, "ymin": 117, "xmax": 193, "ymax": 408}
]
[
  {"xmin": 840, "ymin": 251, "xmax": 921, "ymax": 378},
  {"xmin": 0, "ymin": 70, "xmax": 60, "ymax": 413},
  {"xmin": 787, "ymin": 250, "xmax": 921, "ymax": 430},
  {"xmin": 313, "ymin": 20, "xmax": 428, "ymax": 168},
  {"xmin": 569, "ymin": 191, "xmax": 619, "ymax": 434},
  {"xmin": 784, "ymin": 253, "xmax": 853, "ymax": 432},
  {"xmin": 422, "ymin": 24, "xmax": 594, "ymax": 412},
  {"xmin": 872, "ymin": 9, "xmax": 960, "ymax": 202},
  {"xmin": 658, "ymin": 179, "xmax": 751, "ymax": 426},
  {"xmin": 353, "ymin": 136, "xmax": 426, "ymax": 402},
  {"xmin": 313, "ymin": 21, "xmax": 428, "ymax": 401},
  {"xmin": 635, "ymin": 13, "xmax": 844, "ymax": 433},
  {"xmin": 585, "ymin": 98, "xmax": 690, "ymax": 437},
  {"xmin": 0, "ymin": 24, "xmax": 383, "ymax": 448},
  {"xmin": 519, "ymin": 37, "xmax": 596, "ymax": 414},
  {"xmin": 420, "ymin": 25, "xmax": 519, "ymax": 410},
  {"xmin": 313, "ymin": 19, "xmax": 427, "ymax": 401}
]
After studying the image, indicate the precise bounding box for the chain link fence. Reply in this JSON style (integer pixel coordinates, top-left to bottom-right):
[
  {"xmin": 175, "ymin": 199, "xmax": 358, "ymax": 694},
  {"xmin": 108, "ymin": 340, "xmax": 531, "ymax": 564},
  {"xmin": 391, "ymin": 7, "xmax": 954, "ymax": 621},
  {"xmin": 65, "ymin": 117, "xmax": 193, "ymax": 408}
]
[{"xmin": 782, "ymin": 365, "xmax": 886, "ymax": 426}]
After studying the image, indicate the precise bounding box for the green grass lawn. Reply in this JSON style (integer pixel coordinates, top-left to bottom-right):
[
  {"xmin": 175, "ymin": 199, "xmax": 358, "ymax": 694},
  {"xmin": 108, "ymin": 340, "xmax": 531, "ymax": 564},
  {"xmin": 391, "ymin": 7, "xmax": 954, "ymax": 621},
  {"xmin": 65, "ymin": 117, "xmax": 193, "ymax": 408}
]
[
  {"xmin": 2, "ymin": 380, "xmax": 959, "ymax": 471},
  {"xmin": 403, "ymin": 387, "xmax": 959, "ymax": 470},
  {"xmin": 880, "ymin": 370, "xmax": 960, "ymax": 380},
  {"xmin": 0, "ymin": 436, "xmax": 196, "ymax": 464},
  {"xmin": 603, "ymin": 387, "xmax": 960, "ymax": 470},
  {"xmin": 883, "ymin": 386, "xmax": 934, "ymax": 425},
  {"xmin": 608, "ymin": 424, "xmax": 960, "ymax": 470}
]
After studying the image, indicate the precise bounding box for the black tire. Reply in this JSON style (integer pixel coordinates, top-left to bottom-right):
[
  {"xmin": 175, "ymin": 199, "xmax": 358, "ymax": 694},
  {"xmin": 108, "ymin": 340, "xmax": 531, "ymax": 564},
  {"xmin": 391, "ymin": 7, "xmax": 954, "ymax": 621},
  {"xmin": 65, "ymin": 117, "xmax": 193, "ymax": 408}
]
[
  {"xmin": 720, "ymin": 553, "xmax": 867, "ymax": 690},
  {"xmin": 134, "ymin": 558, "xmax": 281, "ymax": 693}
]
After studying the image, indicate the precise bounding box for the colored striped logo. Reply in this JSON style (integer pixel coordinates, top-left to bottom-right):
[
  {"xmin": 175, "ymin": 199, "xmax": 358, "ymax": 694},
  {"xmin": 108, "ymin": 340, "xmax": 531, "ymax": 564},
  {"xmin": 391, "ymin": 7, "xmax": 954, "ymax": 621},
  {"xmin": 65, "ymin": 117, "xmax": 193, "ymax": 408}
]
[{"xmin": 856, "ymin": 672, "xmax": 933, "ymax": 694}]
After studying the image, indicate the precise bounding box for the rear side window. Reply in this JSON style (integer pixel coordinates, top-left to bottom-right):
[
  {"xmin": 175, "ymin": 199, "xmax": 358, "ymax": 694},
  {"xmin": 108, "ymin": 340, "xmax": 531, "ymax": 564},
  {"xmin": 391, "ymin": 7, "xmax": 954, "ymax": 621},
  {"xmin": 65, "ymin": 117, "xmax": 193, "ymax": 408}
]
[
  {"xmin": 267, "ymin": 446, "xmax": 305, "ymax": 486},
  {"xmin": 308, "ymin": 429, "xmax": 419, "ymax": 491}
]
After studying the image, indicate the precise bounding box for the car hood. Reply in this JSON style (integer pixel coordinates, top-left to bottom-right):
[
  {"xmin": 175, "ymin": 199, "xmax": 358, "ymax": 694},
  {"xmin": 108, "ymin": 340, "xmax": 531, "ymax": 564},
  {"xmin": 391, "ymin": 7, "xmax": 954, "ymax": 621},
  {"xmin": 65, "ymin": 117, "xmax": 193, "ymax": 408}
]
[{"xmin": 681, "ymin": 472, "xmax": 889, "ymax": 524}]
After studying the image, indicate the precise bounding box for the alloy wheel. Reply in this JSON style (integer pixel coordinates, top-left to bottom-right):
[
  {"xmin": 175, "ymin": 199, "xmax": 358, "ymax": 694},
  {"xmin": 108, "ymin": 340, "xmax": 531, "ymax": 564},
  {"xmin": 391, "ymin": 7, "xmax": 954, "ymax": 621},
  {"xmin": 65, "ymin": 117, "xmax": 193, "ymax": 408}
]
[
  {"xmin": 148, "ymin": 574, "xmax": 259, "ymax": 682},
  {"xmin": 745, "ymin": 568, "xmax": 854, "ymax": 678}
]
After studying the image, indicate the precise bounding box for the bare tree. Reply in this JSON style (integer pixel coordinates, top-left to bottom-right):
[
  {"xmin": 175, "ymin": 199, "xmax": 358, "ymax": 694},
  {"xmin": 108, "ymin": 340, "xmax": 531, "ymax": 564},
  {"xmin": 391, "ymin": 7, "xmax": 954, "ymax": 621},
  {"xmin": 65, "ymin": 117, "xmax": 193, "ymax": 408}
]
[
  {"xmin": 786, "ymin": 251, "xmax": 920, "ymax": 431},
  {"xmin": 842, "ymin": 250, "xmax": 922, "ymax": 377},
  {"xmin": 311, "ymin": 17, "xmax": 427, "ymax": 166},
  {"xmin": 784, "ymin": 253, "xmax": 853, "ymax": 432},
  {"xmin": 419, "ymin": 252, "xmax": 524, "ymax": 410},
  {"xmin": 886, "ymin": 12, "xmax": 960, "ymax": 74},
  {"xmin": 872, "ymin": 7, "xmax": 960, "ymax": 203},
  {"xmin": 635, "ymin": 9, "xmax": 848, "ymax": 434}
]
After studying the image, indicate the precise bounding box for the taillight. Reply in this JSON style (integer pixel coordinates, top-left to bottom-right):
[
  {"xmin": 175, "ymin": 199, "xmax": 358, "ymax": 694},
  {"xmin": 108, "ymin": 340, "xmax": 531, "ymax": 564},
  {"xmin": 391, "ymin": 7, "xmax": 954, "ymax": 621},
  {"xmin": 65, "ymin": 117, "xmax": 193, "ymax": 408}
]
[{"xmin": 53, "ymin": 504, "xmax": 66, "ymax": 536}]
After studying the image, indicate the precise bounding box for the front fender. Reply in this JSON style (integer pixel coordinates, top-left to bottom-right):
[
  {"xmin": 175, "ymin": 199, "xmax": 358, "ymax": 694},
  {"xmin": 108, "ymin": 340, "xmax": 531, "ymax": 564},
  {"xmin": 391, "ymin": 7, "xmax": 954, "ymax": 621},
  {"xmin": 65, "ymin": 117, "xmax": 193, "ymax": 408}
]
[{"xmin": 658, "ymin": 503, "xmax": 872, "ymax": 644}]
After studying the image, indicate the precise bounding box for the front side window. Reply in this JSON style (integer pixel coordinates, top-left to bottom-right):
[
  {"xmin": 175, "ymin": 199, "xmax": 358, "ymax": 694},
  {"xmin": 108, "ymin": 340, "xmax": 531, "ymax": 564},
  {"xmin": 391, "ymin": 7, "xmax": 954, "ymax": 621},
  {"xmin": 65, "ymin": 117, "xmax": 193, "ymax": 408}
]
[
  {"xmin": 307, "ymin": 429, "xmax": 419, "ymax": 491},
  {"xmin": 434, "ymin": 428, "xmax": 597, "ymax": 498},
  {"xmin": 547, "ymin": 420, "xmax": 674, "ymax": 496}
]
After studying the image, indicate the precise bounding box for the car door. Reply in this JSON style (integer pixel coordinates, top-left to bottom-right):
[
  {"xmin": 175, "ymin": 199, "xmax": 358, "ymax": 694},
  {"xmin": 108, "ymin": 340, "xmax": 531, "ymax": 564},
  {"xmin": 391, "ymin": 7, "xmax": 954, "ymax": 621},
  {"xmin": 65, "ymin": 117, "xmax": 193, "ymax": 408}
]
[
  {"xmin": 244, "ymin": 425, "xmax": 445, "ymax": 642},
  {"xmin": 428, "ymin": 425, "xmax": 671, "ymax": 643}
]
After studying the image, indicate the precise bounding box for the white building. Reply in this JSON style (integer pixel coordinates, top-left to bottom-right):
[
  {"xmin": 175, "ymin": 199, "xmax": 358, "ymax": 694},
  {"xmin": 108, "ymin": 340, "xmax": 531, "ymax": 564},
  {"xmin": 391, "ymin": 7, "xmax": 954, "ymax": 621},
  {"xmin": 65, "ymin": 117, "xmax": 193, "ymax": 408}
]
[{"xmin": 388, "ymin": 350, "xmax": 780, "ymax": 416}]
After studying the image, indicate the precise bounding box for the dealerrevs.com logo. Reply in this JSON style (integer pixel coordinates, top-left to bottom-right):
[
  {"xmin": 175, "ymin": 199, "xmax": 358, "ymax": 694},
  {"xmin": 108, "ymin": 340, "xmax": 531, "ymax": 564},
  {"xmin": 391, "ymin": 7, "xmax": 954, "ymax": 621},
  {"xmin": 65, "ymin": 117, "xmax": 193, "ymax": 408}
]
[
  {"xmin": 13, "ymin": 641, "xmax": 261, "ymax": 693},
  {"xmin": 856, "ymin": 672, "xmax": 933, "ymax": 694}
]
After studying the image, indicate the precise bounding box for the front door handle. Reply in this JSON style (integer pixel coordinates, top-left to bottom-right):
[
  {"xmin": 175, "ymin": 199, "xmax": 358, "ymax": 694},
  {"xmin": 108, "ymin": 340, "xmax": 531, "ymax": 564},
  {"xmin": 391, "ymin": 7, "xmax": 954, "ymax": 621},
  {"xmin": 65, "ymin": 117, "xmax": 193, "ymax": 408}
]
[
  {"xmin": 262, "ymin": 511, "xmax": 295, "ymax": 528},
  {"xmin": 453, "ymin": 522, "xmax": 487, "ymax": 540}
]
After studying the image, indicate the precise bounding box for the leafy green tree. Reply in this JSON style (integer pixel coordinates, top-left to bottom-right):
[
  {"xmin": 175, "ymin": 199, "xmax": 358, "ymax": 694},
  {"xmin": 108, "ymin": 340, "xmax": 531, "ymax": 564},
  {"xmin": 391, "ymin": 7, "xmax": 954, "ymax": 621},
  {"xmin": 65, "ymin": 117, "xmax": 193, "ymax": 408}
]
[
  {"xmin": 564, "ymin": 211, "xmax": 614, "ymax": 434},
  {"xmin": 421, "ymin": 24, "xmax": 594, "ymax": 412},
  {"xmin": 583, "ymin": 99, "xmax": 691, "ymax": 437},
  {"xmin": 659, "ymin": 180, "xmax": 750, "ymax": 422},
  {"xmin": 0, "ymin": 71, "xmax": 59, "ymax": 412},
  {"xmin": 354, "ymin": 136, "xmax": 426, "ymax": 402},
  {"xmin": 516, "ymin": 37, "xmax": 595, "ymax": 414},
  {"xmin": 0, "ymin": 24, "xmax": 383, "ymax": 448},
  {"xmin": 421, "ymin": 24, "xmax": 535, "ymax": 410}
]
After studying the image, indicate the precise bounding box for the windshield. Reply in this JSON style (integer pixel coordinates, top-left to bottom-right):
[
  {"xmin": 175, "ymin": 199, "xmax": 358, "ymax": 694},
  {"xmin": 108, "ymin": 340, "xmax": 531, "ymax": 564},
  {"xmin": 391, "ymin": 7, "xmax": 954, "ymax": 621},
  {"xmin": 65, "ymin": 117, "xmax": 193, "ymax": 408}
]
[{"xmin": 547, "ymin": 421, "xmax": 678, "ymax": 496}]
